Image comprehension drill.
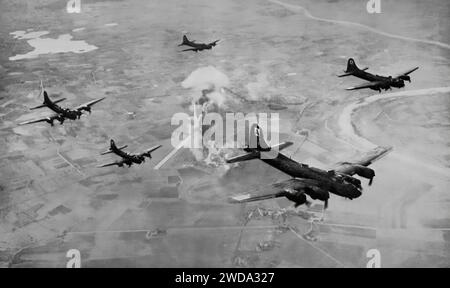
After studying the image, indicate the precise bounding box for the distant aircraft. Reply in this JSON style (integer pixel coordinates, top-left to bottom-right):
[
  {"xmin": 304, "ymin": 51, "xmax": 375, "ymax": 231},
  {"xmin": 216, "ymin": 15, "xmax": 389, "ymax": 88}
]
[
  {"xmin": 338, "ymin": 58, "xmax": 419, "ymax": 92},
  {"xmin": 19, "ymin": 85, "xmax": 105, "ymax": 126},
  {"xmin": 178, "ymin": 35, "xmax": 219, "ymax": 52},
  {"xmin": 226, "ymin": 124, "xmax": 392, "ymax": 210},
  {"xmin": 98, "ymin": 139, "xmax": 162, "ymax": 168}
]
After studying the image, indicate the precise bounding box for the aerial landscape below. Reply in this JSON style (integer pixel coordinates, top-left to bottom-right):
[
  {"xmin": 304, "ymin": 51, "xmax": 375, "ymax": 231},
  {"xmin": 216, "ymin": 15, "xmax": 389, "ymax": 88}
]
[{"xmin": 0, "ymin": 0, "xmax": 449, "ymax": 268}]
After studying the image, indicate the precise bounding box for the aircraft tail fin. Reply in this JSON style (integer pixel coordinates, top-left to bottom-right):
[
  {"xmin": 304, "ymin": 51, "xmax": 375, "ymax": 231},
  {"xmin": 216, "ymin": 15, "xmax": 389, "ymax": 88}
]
[
  {"xmin": 43, "ymin": 91, "xmax": 52, "ymax": 105},
  {"xmin": 338, "ymin": 58, "xmax": 366, "ymax": 77},
  {"xmin": 345, "ymin": 58, "xmax": 360, "ymax": 73},
  {"xmin": 225, "ymin": 124, "xmax": 293, "ymax": 164},
  {"xmin": 248, "ymin": 124, "xmax": 270, "ymax": 151},
  {"xmin": 101, "ymin": 139, "xmax": 128, "ymax": 155},
  {"xmin": 179, "ymin": 35, "xmax": 190, "ymax": 46},
  {"xmin": 225, "ymin": 141, "xmax": 293, "ymax": 164},
  {"xmin": 30, "ymin": 90, "xmax": 66, "ymax": 110},
  {"xmin": 110, "ymin": 139, "xmax": 118, "ymax": 151},
  {"xmin": 30, "ymin": 91, "xmax": 49, "ymax": 110}
]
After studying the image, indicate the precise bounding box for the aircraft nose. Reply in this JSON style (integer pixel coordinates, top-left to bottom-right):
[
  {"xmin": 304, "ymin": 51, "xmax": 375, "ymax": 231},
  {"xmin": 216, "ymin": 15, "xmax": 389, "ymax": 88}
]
[
  {"xmin": 347, "ymin": 185, "xmax": 362, "ymax": 199},
  {"xmin": 352, "ymin": 187, "xmax": 362, "ymax": 198}
]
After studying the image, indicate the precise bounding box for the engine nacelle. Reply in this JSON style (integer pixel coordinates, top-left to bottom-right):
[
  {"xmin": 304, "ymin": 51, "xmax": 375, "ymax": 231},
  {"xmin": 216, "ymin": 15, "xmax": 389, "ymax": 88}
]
[
  {"xmin": 353, "ymin": 165, "xmax": 374, "ymax": 178},
  {"xmin": 284, "ymin": 191, "xmax": 307, "ymax": 208},
  {"xmin": 56, "ymin": 115, "xmax": 65, "ymax": 124},
  {"xmin": 398, "ymin": 75, "xmax": 411, "ymax": 82},
  {"xmin": 304, "ymin": 186, "xmax": 329, "ymax": 202},
  {"xmin": 352, "ymin": 165, "xmax": 375, "ymax": 185},
  {"xmin": 338, "ymin": 173, "xmax": 362, "ymax": 189}
]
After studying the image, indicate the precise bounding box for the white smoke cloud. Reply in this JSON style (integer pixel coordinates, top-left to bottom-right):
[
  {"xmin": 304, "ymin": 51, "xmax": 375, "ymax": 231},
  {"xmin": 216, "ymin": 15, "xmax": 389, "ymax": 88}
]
[
  {"xmin": 181, "ymin": 66, "xmax": 231, "ymax": 107},
  {"xmin": 181, "ymin": 66, "xmax": 233, "ymax": 163},
  {"xmin": 182, "ymin": 66, "xmax": 230, "ymax": 90}
]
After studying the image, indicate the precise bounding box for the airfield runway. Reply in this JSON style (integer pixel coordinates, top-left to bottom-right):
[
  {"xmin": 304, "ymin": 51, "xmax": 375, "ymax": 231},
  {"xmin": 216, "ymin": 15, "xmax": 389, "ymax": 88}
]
[{"xmin": 0, "ymin": 0, "xmax": 449, "ymax": 267}]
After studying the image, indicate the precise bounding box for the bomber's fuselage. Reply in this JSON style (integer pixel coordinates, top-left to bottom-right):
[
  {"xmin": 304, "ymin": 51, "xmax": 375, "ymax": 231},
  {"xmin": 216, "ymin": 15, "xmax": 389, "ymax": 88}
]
[
  {"xmin": 47, "ymin": 103, "xmax": 79, "ymax": 120},
  {"xmin": 261, "ymin": 153, "xmax": 362, "ymax": 199},
  {"xmin": 111, "ymin": 145, "xmax": 143, "ymax": 164},
  {"xmin": 352, "ymin": 70, "xmax": 405, "ymax": 89}
]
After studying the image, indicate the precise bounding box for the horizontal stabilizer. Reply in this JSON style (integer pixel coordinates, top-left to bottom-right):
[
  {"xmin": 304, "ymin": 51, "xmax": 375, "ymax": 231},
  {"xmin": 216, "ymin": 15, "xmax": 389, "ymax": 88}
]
[
  {"xmin": 30, "ymin": 98, "xmax": 66, "ymax": 110},
  {"xmin": 271, "ymin": 141, "xmax": 293, "ymax": 151},
  {"xmin": 226, "ymin": 151, "xmax": 259, "ymax": 164},
  {"xmin": 29, "ymin": 104, "xmax": 47, "ymax": 110},
  {"xmin": 337, "ymin": 72, "xmax": 353, "ymax": 78},
  {"xmin": 100, "ymin": 145, "xmax": 127, "ymax": 155},
  {"xmin": 337, "ymin": 67, "xmax": 368, "ymax": 78},
  {"xmin": 226, "ymin": 141, "xmax": 293, "ymax": 164}
]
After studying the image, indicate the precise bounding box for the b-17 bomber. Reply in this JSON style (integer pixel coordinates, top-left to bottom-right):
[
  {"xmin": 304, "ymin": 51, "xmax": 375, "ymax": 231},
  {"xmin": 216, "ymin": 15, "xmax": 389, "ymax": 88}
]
[
  {"xmin": 19, "ymin": 84, "xmax": 105, "ymax": 126},
  {"xmin": 2, "ymin": 0, "xmax": 448, "ymax": 269},
  {"xmin": 178, "ymin": 35, "xmax": 220, "ymax": 52},
  {"xmin": 98, "ymin": 139, "xmax": 162, "ymax": 168},
  {"xmin": 338, "ymin": 58, "xmax": 419, "ymax": 92},
  {"xmin": 226, "ymin": 124, "xmax": 392, "ymax": 211}
]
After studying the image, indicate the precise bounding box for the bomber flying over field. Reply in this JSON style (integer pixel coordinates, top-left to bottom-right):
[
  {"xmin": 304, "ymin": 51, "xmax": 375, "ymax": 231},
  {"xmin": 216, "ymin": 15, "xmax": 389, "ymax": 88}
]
[
  {"xmin": 338, "ymin": 58, "xmax": 419, "ymax": 92},
  {"xmin": 98, "ymin": 139, "xmax": 162, "ymax": 168},
  {"xmin": 226, "ymin": 124, "xmax": 392, "ymax": 210},
  {"xmin": 19, "ymin": 85, "xmax": 105, "ymax": 126},
  {"xmin": 178, "ymin": 35, "xmax": 219, "ymax": 52}
]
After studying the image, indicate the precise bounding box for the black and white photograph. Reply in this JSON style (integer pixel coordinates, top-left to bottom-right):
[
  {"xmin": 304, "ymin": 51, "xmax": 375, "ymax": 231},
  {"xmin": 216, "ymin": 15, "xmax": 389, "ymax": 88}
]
[{"xmin": 0, "ymin": 0, "xmax": 449, "ymax": 270}]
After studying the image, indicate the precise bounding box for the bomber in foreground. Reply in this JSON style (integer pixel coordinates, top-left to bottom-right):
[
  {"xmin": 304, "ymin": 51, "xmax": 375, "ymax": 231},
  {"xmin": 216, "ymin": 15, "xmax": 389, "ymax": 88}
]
[{"xmin": 226, "ymin": 124, "xmax": 392, "ymax": 210}]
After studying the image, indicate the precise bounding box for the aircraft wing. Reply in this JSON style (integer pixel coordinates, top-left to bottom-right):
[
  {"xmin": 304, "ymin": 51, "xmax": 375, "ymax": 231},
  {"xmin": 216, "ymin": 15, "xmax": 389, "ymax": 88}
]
[
  {"xmin": 75, "ymin": 97, "xmax": 105, "ymax": 111},
  {"xmin": 332, "ymin": 146, "xmax": 393, "ymax": 175},
  {"xmin": 146, "ymin": 144, "xmax": 162, "ymax": 153},
  {"xmin": 229, "ymin": 178, "xmax": 315, "ymax": 203},
  {"xmin": 140, "ymin": 144, "xmax": 162, "ymax": 157},
  {"xmin": 346, "ymin": 81, "xmax": 383, "ymax": 91},
  {"xmin": 229, "ymin": 178, "xmax": 328, "ymax": 208},
  {"xmin": 180, "ymin": 48, "xmax": 198, "ymax": 52},
  {"xmin": 97, "ymin": 161, "xmax": 123, "ymax": 168},
  {"xmin": 18, "ymin": 115, "xmax": 57, "ymax": 126},
  {"xmin": 394, "ymin": 67, "xmax": 419, "ymax": 78}
]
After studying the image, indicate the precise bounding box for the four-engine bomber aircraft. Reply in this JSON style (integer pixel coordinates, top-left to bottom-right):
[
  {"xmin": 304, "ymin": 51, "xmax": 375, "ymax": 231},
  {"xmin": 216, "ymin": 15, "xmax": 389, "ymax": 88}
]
[
  {"xmin": 338, "ymin": 58, "xmax": 419, "ymax": 92},
  {"xmin": 19, "ymin": 87, "xmax": 105, "ymax": 126},
  {"xmin": 178, "ymin": 35, "xmax": 220, "ymax": 52},
  {"xmin": 226, "ymin": 124, "xmax": 392, "ymax": 209},
  {"xmin": 98, "ymin": 139, "xmax": 162, "ymax": 168}
]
